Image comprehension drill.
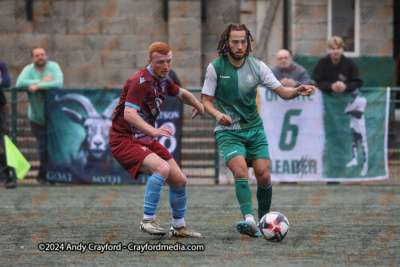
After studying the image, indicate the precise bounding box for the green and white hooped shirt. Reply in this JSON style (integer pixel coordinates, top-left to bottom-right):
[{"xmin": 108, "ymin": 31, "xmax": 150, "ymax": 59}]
[{"xmin": 202, "ymin": 55, "xmax": 281, "ymax": 132}]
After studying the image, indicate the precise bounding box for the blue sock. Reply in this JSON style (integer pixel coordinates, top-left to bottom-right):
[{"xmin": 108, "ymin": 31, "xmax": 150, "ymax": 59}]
[
  {"xmin": 169, "ymin": 186, "xmax": 187, "ymax": 220},
  {"xmin": 143, "ymin": 173, "xmax": 167, "ymax": 217}
]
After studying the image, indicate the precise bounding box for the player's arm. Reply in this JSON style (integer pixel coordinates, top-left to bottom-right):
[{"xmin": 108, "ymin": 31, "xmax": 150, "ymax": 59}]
[
  {"xmin": 124, "ymin": 106, "xmax": 172, "ymax": 138},
  {"xmin": 273, "ymin": 85, "xmax": 315, "ymax": 100},
  {"xmin": 260, "ymin": 61, "xmax": 313, "ymax": 99},
  {"xmin": 203, "ymin": 95, "xmax": 232, "ymax": 126},
  {"xmin": 177, "ymin": 88, "xmax": 204, "ymax": 119},
  {"xmin": 201, "ymin": 63, "xmax": 232, "ymax": 126},
  {"xmin": 345, "ymin": 102, "xmax": 358, "ymax": 114},
  {"xmin": 345, "ymin": 104, "xmax": 363, "ymax": 118}
]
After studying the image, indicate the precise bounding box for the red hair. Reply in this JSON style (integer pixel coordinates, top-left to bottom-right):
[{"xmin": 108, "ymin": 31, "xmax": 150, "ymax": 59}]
[{"xmin": 148, "ymin": 42, "xmax": 171, "ymax": 59}]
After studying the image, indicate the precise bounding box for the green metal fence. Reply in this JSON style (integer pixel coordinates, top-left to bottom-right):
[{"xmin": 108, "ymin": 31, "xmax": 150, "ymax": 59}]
[{"xmin": 2, "ymin": 87, "xmax": 400, "ymax": 184}]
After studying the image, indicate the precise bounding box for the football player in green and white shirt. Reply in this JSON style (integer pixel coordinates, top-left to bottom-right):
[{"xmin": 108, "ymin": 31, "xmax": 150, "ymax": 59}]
[{"xmin": 202, "ymin": 24, "xmax": 314, "ymax": 238}]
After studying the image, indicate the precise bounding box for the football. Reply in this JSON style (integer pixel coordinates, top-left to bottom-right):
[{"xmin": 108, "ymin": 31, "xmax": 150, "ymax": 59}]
[{"xmin": 258, "ymin": 212, "xmax": 290, "ymax": 242}]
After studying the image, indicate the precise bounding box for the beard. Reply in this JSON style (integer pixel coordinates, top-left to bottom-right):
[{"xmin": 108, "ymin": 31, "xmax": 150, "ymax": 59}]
[
  {"xmin": 34, "ymin": 60, "xmax": 46, "ymax": 68},
  {"xmin": 228, "ymin": 48, "xmax": 245, "ymax": 60}
]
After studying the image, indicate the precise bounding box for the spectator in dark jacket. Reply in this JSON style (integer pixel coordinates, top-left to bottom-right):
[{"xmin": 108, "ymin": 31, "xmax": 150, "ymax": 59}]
[
  {"xmin": 0, "ymin": 61, "xmax": 15, "ymax": 188},
  {"xmin": 271, "ymin": 49, "xmax": 312, "ymax": 88},
  {"xmin": 312, "ymin": 36, "xmax": 363, "ymax": 93}
]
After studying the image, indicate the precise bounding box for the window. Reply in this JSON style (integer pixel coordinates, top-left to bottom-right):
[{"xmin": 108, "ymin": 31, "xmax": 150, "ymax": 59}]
[{"xmin": 328, "ymin": 0, "xmax": 360, "ymax": 57}]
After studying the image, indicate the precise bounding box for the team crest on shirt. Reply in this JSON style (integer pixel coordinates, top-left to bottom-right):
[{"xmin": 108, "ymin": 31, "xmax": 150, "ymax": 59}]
[
  {"xmin": 140, "ymin": 146, "xmax": 147, "ymax": 151},
  {"xmin": 246, "ymin": 74, "xmax": 256, "ymax": 84}
]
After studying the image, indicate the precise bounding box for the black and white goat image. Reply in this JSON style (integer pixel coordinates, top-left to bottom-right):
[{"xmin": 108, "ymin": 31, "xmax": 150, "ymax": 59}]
[{"xmin": 55, "ymin": 93, "xmax": 119, "ymax": 173}]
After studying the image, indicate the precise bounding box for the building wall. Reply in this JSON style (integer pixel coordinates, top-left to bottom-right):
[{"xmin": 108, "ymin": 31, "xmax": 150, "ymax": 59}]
[
  {"xmin": 0, "ymin": 0, "xmax": 394, "ymax": 88},
  {"xmin": 0, "ymin": 0, "xmax": 278, "ymax": 88},
  {"xmin": 1, "ymin": 0, "xmax": 169, "ymax": 88},
  {"xmin": 291, "ymin": 0, "xmax": 394, "ymax": 58}
]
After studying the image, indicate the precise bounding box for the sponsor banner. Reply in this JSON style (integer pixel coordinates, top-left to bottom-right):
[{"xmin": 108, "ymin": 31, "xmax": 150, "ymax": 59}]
[
  {"xmin": 250, "ymin": 87, "xmax": 389, "ymax": 182},
  {"xmin": 46, "ymin": 89, "xmax": 182, "ymax": 184}
]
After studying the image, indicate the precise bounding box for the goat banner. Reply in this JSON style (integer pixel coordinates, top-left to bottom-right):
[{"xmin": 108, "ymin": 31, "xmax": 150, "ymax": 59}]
[
  {"xmin": 45, "ymin": 89, "xmax": 183, "ymax": 184},
  {"xmin": 249, "ymin": 87, "xmax": 389, "ymax": 182}
]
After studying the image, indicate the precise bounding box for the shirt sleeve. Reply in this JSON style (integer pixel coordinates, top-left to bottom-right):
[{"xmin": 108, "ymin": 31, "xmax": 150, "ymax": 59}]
[
  {"xmin": 344, "ymin": 60, "xmax": 363, "ymax": 92},
  {"xmin": 16, "ymin": 65, "xmax": 40, "ymax": 88},
  {"xmin": 125, "ymin": 78, "xmax": 148, "ymax": 111},
  {"xmin": 168, "ymin": 78, "xmax": 181, "ymax": 97},
  {"xmin": 312, "ymin": 59, "xmax": 333, "ymax": 93},
  {"xmin": 201, "ymin": 63, "xmax": 217, "ymax": 96},
  {"xmin": 37, "ymin": 62, "xmax": 64, "ymax": 89},
  {"xmin": 260, "ymin": 61, "xmax": 281, "ymax": 90}
]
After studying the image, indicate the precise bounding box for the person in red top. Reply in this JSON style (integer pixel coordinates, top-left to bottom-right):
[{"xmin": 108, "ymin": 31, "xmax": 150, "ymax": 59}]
[{"xmin": 110, "ymin": 42, "xmax": 204, "ymax": 237}]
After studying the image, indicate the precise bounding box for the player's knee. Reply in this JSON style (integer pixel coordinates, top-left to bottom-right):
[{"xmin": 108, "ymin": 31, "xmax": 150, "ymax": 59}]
[
  {"xmin": 155, "ymin": 161, "xmax": 170, "ymax": 177},
  {"xmin": 230, "ymin": 166, "xmax": 248, "ymax": 178},
  {"xmin": 255, "ymin": 169, "xmax": 271, "ymax": 186},
  {"xmin": 262, "ymin": 172, "xmax": 271, "ymax": 182},
  {"xmin": 175, "ymin": 173, "xmax": 187, "ymax": 188}
]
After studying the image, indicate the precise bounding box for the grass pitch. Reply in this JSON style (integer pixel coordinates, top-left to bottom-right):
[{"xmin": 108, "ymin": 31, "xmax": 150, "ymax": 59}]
[{"xmin": 0, "ymin": 183, "xmax": 399, "ymax": 266}]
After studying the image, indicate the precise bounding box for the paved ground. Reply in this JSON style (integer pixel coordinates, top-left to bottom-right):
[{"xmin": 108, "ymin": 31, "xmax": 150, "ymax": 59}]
[{"xmin": 0, "ymin": 184, "xmax": 399, "ymax": 266}]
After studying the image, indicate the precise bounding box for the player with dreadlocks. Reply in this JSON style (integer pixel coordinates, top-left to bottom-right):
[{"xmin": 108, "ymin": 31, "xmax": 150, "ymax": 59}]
[{"xmin": 202, "ymin": 24, "xmax": 315, "ymax": 237}]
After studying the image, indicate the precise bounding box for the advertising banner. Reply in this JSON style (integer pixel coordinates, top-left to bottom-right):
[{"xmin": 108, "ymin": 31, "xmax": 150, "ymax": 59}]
[
  {"xmin": 46, "ymin": 89, "xmax": 183, "ymax": 184},
  {"xmin": 254, "ymin": 87, "xmax": 389, "ymax": 182}
]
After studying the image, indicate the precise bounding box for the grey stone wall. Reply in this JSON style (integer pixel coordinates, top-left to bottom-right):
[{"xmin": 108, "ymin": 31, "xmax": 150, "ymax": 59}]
[
  {"xmin": 291, "ymin": 0, "xmax": 329, "ymax": 57},
  {"xmin": 1, "ymin": 0, "xmax": 168, "ymax": 88},
  {"xmin": 0, "ymin": 0, "xmax": 394, "ymax": 88},
  {"xmin": 291, "ymin": 0, "xmax": 394, "ymax": 57},
  {"xmin": 359, "ymin": 0, "xmax": 393, "ymax": 57},
  {"xmin": 0, "ymin": 0, "xmax": 277, "ymax": 88}
]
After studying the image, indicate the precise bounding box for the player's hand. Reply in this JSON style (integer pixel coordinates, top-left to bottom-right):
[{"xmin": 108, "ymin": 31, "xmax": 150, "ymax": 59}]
[
  {"xmin": 215, "ymin": 112, "xmax": 232, "ymax": 126},
  {"xmin": 191, "ymin": 104, "xmax": 204, "ymax": 119},
  {"xmin": 40, "ymin": 75, "xmax": 53, "ymax": 83},
  {"xmin": 296, "ymin": 85, "xmax": 315, "ymax": 96},
  {"xmin": 28, "ymin": 84, "xmax": 39, "ymax": 93},
  {"xmin": 152, "ymin": 126, "xmax": 173, "ymax": 138}
]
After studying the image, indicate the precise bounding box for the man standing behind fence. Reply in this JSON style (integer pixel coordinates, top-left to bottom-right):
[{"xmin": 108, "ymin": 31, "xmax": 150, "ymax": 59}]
[
  {"xmin": 271, "ymin": 49, "xmax": 312, "ymax": 88},
  {"xmin": 312, "ymin": 36, "xmax": 363, "ymax": 94},
  {"xmin": 16, "ymin": 47, "xmax": 63, "ymax": 183},
  {"xmin": 202, "ymin": 24, "xmax": 314, "ymax": 238}
]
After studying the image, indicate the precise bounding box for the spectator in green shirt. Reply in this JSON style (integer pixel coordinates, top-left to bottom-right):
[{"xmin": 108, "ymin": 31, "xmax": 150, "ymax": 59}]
[{"xmin": 16, "ymin": 47, "xmax": 63, "ymax": 183}]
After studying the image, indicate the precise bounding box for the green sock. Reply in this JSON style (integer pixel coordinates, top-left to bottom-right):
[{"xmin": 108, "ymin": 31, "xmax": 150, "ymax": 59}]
[
  {"xmin": 234, "ymin": 178, "xmax": 253, "ymax": 218},
  {"xmin": 257, "ymin": 184, "xmax": 272, "ymax": 221}
]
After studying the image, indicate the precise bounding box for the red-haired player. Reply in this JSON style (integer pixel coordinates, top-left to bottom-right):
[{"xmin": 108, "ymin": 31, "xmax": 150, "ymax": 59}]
[{"xmin": 110, "ymin": 42, "xmax": 204, "ymax": 237}]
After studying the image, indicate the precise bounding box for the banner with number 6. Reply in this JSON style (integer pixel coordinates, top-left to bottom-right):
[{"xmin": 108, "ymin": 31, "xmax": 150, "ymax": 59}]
[{"xmin": 254, "ymin": 87, "xmax": 389, "ymax": 182}]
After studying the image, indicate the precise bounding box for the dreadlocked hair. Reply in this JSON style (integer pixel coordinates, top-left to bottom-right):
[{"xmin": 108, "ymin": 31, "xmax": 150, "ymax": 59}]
[{"xmin": 217, "ymin": 24, "xmax": 254, "ymax": 57}]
